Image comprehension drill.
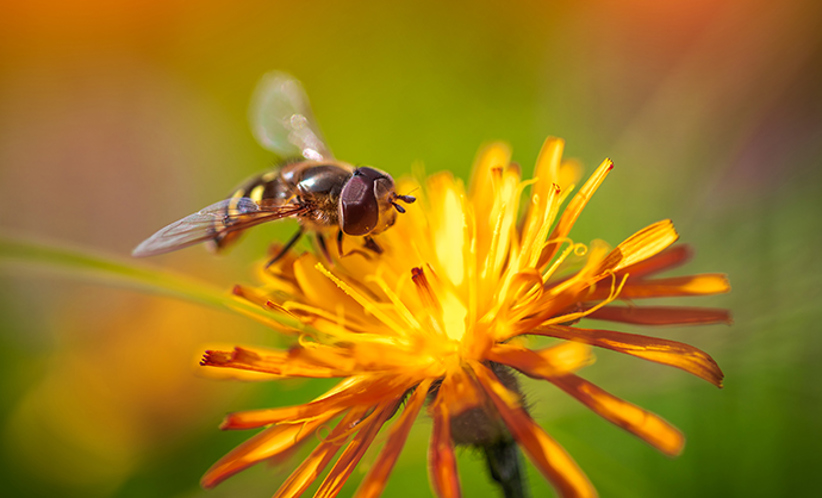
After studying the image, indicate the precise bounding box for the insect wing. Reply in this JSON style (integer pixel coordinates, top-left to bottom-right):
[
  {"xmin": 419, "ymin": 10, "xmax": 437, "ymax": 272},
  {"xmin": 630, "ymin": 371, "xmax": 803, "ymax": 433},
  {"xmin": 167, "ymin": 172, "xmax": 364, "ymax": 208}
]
[
  {"xmin": 249, "ymin": 71, "xmax": 334, "ymax": 161},
  {"xmin": 132, "ymin": 198, "xmax": 307, "ymax": 257}
]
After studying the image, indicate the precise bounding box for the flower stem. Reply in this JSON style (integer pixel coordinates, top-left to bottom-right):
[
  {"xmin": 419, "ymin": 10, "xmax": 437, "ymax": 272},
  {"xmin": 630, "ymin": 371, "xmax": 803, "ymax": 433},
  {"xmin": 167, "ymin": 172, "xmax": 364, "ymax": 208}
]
[
  {"xmin": 483, "ymin": 436, "xmax": 528, "ymax": 498},
  {"xmin": 0, "ymin": 235, "xmax": 304, "ymax": 330}
]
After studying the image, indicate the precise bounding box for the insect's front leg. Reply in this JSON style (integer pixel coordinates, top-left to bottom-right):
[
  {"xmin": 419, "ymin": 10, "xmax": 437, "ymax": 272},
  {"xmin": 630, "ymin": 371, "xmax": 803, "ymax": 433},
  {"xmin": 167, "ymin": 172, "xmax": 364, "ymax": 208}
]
[
  {"xmin": 363, "ymin": 236, "xmax": 383, "ymax": 254},
  {"xmin": 335, "ymin": 230, "xmax": 373, "ymax": 260}
]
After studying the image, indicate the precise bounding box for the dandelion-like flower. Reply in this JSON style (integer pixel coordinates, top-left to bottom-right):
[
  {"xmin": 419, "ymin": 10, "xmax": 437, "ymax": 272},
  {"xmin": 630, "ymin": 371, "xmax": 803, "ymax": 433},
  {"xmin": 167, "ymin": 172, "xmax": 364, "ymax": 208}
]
[{"xmin": 200, "ymin": 138, "xmax": 730, "ymax": 497}]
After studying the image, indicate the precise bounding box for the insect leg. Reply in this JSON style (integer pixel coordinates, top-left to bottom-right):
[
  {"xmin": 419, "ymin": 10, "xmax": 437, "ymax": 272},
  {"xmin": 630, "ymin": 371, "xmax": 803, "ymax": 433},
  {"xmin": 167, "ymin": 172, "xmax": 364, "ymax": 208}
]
[
  {"xmin": 335, "ymin": 229, "xmax": 374, "ymax": 260},
  {"xmin": 363, "ymin": 236, "xmax": 383, "ymax": 254},
  {"xmin": 265, "ymin": 226, "xmax": 304, "ymax": 268},
  {"xmin": 316, "ymin": 232, "xmax": 333, "ymax": 264}
]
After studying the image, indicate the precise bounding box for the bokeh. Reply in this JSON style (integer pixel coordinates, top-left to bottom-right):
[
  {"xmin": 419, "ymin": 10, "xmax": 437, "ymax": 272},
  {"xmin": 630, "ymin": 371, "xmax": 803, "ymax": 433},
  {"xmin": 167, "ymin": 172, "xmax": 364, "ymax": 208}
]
[{"xmin": 1, "ymin": 0, "xmax": 821, "ymax": 496}]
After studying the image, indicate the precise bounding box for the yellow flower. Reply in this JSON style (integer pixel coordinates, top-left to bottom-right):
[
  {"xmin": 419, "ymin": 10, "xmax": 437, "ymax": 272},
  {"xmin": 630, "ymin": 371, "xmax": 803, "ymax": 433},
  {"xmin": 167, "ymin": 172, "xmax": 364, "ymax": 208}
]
[{"xmin": 200, "ymin": 138, "xmax": 731, "ymax": 498}]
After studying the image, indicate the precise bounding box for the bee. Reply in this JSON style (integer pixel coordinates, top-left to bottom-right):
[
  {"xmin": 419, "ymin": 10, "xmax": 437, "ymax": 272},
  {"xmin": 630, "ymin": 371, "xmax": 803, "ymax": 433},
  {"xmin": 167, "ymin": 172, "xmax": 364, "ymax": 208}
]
[{"xmin": 132, "ymin": 72, "xmax": 415, "ymax": 264}]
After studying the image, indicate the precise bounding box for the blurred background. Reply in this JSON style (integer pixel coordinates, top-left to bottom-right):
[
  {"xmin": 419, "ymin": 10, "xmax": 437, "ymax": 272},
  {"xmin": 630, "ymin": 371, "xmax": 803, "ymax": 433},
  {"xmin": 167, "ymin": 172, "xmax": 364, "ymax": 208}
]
[{"xmin": 1, "ymin": 0, "xmax": 821, "ymax": 496}]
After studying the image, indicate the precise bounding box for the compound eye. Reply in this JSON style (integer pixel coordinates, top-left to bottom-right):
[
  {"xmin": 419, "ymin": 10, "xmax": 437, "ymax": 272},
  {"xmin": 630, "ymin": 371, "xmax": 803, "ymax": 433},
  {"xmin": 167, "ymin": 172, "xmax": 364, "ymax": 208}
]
[{"xmin": 339, "ymin": 170, "xmax": 379, "ymax": 236}]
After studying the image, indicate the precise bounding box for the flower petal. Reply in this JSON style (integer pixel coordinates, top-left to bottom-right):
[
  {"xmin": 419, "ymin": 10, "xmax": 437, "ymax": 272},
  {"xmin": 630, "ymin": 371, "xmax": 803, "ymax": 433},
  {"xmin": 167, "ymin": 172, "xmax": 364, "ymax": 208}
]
[
  {"xmin": 355, "ymin": 379, "xmax": 433, "ymax": 498},
  {"xmin": 472, "ymin": 363, "xmax": 597, "ymax": 498},
  {"xmin": 504, "ymin": 241, "xmax": 615, "ymax": 340},
  {"xmin": 490, "ymin": 345, "xmax": 684, "ymax": 455},
  {"xmin": 550, "ymin": 375, "xmax": 684, "ymax": 456},
  {"xmin": 521, "ymin": 138, "xmax": 565, "ymax": 254},
  {"xmin": 468, "ymin": 142, "xmax": 512, "ymax": 222},
  {"xmin": 220, "ymin": 375, "xmax": 409, "ymax": 430},
  {"xmin": 314, "ymin": 401, "xmax": 398, "ymax": 498},
  {"xmin": 487, "ymin": 342, "xmax": 595, "ymax": 378},
  {"xmin": 596, "ymin": 220, "xmax": 679, "ymax": 275},
  {"xmin": 531, "ymin": 138, "xmax": 565, "ymax": 200},
  {"xmin": 315, "ymin": 263, "xmax": 409, "ymax": 337},
  {"xmin": 557, "ymin": 159, "xmax": 583, "ymax": 193},
  {"xmin": 533, "ymin": 325, "xmax": 724, "ymax": 387},
  {"xmin": 539, "ymin": 158, "xmax": 613, "ymax": 269},
  {"xmin": 482, "ymin": 162, "xmax": 524, "ymax": 286},
  {"xmin": 586, "ymin": 306, "xmax": 732, "ymax": 326},
  {"xmin": 427, "ymin": 173, "xmax": 468, "ymax": 287},
  {"xmin": 294, "ymin": 253, "xmax": 358, "ymax": 309},
  {"xmin": 201, "ymin": 346, "xmax": 356, "ymax": 378},
  {"xmin": 273, "ymin": 406, "xmax": 371, "ymax": 498},
  {"xmin": 615, "ymin": 244, "xmax": 693, "ymax": 279},
  {"xmin": 586, "ymin": 274, "xmax": 732, "ymax": 301},
  {"xmin": 428, "ymin": 390, "xmax": 461, "ymax": 498},
  {"xmin": 201, "ymin": 414, "xmax": 333, "ymax": 489}
]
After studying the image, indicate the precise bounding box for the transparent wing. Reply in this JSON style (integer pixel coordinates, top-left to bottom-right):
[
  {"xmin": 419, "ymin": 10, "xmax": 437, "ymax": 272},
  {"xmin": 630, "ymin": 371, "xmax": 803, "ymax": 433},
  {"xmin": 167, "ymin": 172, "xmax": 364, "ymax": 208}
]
[
  {"xmin": 132, "ymin": 198, "xmax": 308, "ymax": 257},
  {"xmin": 249, "ymin": 71, "xmax": 334, "ymax": 161}
]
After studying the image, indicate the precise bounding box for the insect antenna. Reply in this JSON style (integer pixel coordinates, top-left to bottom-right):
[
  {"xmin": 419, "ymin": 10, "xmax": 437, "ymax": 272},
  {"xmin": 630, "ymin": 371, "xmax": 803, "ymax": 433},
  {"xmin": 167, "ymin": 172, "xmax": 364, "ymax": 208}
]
[{"xmin": 391, "ymin": 191, "xmax": 417, "ymax": 213}]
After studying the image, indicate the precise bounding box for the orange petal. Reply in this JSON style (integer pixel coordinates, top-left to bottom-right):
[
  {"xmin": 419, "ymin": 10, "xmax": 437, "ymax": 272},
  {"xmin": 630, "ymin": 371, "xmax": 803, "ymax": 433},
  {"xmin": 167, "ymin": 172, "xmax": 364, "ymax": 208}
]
[
  {"xmin": 596, "ymin": 220, "xmax": 679, "ymax": 275},
  {"xmin": 489, "ymin": 345, "xmax": 683, "ymax": 455},
  {"xmin": 533, "ymin": 325, "xmax": 724, "ymax": 387},
  {"xmin": 428, "ymin": 394, "xmax": 461, "ymax": 498},
  {"xmin": 472, "ymin": 363, "xmax": 597, "ymax": 498},
  {"xmin": 468, "ymin": 142, "xmax": 512, "ymax": 215},
  {"xmin": 616, "ymin": 244, "xmax": 693, "ymax": 279},
  {"xmin": 532, "ymin": 138, "xmax": 564, "ymax": 193},
  {"xmin": 481, "ymin": 162, "xmax": 525, "ymax": 282},
  {"xmin": 539, "ymin": 158, "xmax": 613, "ymax": 269},
  {"xmin": 221, "ymin": 375, "xmax": 408, "ymax": 430},
  {"xmin": 586, "ymin": 306, "xmax": 732, "ymax": 326},
  {"xmin": 355, "ymin": 379, "xmax": 433, "ymax": 498},
  {"xmin": 506, "ymin": 242, "xmax": 612, "ymax": 339},
  {"xmin": 426, "ymin": 174, "xmax": 469, "ymax": 287},
  {"xmin": 273, "ymin": 406, "xmax": 377, "ymax": 498},
  {"xmin": 557, "ymin": 159, "xmax": 583, "ymax": 193},
  {"xmin": 228, "ymin": 285, "xmax": 302, "ymax": 332},
  {"xmin": 201, "ymin": 346, "xmax": 354, "ymax": 378},
  {"xmin": 587, "ymin": 274, "xmax": 732, "ymax": 301},
  {"xmin": 487, "ymin": 342, "xmax": 594, "ymax": 378},
  {"xmin": 314, "ymin": 402, "xmax": 398, "ymax": 498},
  {"xmin": 201, "ymin": 414, "xmax": 332, "ymax": 489},
  {"xmin": 550, "ymin": 374, "xmax": 685, "ymax": 456},
  {"xmin": 222, "ymin": 403, "xmax": 347, "ymax": 431},
  {"xmin": 294, "ymin": 253, "xmax": 357, "ymax": 309},
  {"xmin": 521, "ymin": 138, "xmax": 564, "ymax": 247},
  {"xmin": 314, "ymin": 263, "xmax": 408, "ymax": 337}
]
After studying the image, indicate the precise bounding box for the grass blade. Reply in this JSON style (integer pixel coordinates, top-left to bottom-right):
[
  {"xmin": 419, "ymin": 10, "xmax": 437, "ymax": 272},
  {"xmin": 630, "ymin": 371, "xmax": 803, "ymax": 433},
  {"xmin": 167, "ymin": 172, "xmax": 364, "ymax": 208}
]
[{"xmin": 0, "ymin": 235, "xmax": 303, "ymax": 331}]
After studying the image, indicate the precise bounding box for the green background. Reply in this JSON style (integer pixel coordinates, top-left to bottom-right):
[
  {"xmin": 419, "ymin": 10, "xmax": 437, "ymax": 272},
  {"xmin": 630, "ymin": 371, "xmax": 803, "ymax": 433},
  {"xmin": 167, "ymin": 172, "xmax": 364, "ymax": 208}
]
[{"xmin": 1, "ymin": 0, "xmax": 821, "ymax": 496}]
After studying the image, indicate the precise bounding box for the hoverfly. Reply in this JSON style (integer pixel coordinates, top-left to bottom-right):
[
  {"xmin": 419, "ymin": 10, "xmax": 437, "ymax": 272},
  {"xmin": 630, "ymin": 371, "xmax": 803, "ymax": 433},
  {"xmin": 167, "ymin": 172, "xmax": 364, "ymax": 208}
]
[{"xmin": 132, "ymin": 72, "xmax": 415, "ymax": 264}]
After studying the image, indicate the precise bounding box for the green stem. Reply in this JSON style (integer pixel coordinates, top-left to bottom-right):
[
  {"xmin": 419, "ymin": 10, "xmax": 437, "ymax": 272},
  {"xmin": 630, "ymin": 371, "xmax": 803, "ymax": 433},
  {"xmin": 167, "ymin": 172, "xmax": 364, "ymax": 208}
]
[
  {"xmin": 0, "ymin": 235, "xmax": 304, "ymax": 331},
  {"xmin": 483, "ymin": 437, "xmax": 528, "ymax": 498}
]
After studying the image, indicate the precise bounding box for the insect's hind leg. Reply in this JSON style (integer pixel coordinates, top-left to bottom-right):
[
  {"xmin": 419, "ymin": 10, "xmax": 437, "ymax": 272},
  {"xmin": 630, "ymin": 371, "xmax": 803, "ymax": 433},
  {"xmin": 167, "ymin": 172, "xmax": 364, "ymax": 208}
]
[{"xmin": 265, "ymin": 226, "xmax": 304, "ymax": 268}]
